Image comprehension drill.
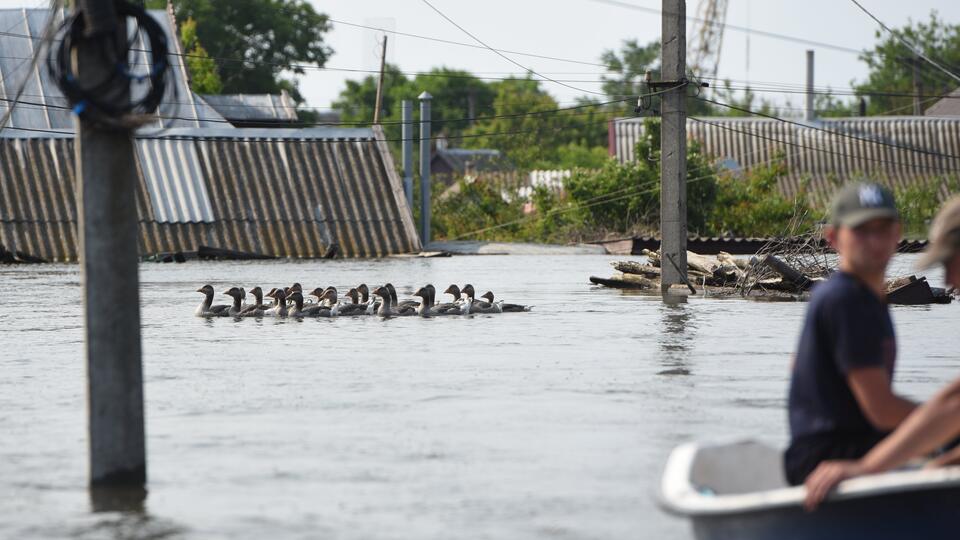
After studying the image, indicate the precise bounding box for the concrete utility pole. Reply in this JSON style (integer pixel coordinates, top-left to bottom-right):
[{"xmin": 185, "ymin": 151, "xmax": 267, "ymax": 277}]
[
  {"xmin": 805, "ymin": 50, "xmax": 815, "ymax": 122},
  {"xmin": 419, "ymin": 91, "xmax": 432, "ymax": 246},
  {"xmin": 373, "ymin": 36, "xmax": 388, "ymax": 124},
  {"xmin": 659, "ymin": 0, "xmax": 687, "ymax": 296},
  {"xmin": 401, "ymin": 100, "xmax": 414, "ymax": 213},
  {"xmin": 75, "ymin": 0, "xmax": 146, "ymax": 487}
]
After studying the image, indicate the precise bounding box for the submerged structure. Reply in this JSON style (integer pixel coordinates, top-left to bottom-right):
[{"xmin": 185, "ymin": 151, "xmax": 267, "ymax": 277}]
[{"xmin": 0, "ymin": 7, "xmax": 419, "ymax": 261}]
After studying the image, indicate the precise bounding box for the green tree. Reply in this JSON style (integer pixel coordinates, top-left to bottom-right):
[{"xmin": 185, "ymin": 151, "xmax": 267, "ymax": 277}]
[
  {"xmin": 332, "ymin": 66, "xmax": 497, "ymax": 154},
  {"xmin": 148, "ymin": 0, "xmax": 332, "ymax": 103},
  {"xmin": 461, "ymin": 78, "xmax": 563, "ymax": 169},
  {"xmin": 600, "ymin": 39, "xmax": 716, "ymax": 116},
  {"xmin": 854, "ymin": 11, "xmax": 960, "ymax": 115},
  {"xmin": 178, "ymin": 17, "xmax": 222, "ymax": 94}
]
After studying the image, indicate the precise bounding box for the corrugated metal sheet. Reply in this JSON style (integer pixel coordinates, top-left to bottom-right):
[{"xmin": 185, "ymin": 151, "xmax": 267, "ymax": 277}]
[
  {"xmin": 136, "ymin": 138, "xmax": 214, "ymax": 223},
  {"xmin": 0, "ymin": 127, "xmax": 420, "ymax": 261},
  {"xmin": 0, "ymin": 7, "xmax": 228, "ymax": 132},
  {"xmin": 201, "ymin": 92, "xmax": 299, "ymax": 123},
  {"xmin": 612, "ymin": 116, "xmax": 960, "ymax": 205},
  {"xmin": 925, "ymin": 88, "xmax": 960, "ymax": 118}
]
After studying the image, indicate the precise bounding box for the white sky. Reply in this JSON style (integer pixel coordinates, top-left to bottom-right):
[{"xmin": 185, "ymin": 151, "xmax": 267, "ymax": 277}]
[{"xmin": 3, "ymin": 0, "xmax": 960, "ymax": 115}]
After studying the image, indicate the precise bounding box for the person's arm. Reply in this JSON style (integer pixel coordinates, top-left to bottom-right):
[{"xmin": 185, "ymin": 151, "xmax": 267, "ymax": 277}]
[
  {"xmin": 847, "ymin": 367, "xmax": 916, "ymax": 430},
  {"xmin": 805, "ymin": 377, "xmax": 960, "ymax": 510}
]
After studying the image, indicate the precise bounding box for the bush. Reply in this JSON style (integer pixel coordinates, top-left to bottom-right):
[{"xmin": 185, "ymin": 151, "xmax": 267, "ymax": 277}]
[
  {"xmin": 895, "ymin": 177, "xmax": 960, "ymax": 238},
  {"xmin": 707, "ymin": 157, "xmax": 818, "ymax": 237}
]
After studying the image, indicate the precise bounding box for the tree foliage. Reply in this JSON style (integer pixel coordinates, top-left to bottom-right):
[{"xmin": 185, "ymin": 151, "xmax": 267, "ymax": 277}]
[
  {"xmin": 178, "ymin": 17, "xmax": 222, "ymax": 94},
  {"xmin": 148, "ymin": 0, "xmax": 332, "ymax": 102},
  {"xmin": 855, "ymin": 11, "xmax": 960, "ymax": 115}
]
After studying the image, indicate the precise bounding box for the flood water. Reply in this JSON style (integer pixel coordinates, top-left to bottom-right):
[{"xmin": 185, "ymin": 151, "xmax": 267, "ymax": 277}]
[{"xmin": 1, "ymin": 254, "xmax": 956, "ymax": 539}]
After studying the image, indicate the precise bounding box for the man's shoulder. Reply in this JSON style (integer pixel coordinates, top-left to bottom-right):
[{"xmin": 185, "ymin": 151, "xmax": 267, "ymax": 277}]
[{"xmin": 809, "ymin": 273, "xmax": 868, "ymax": 310}]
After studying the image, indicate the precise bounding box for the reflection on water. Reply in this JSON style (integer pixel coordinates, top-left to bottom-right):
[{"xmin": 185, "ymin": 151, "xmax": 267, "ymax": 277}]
[
  {"xmin": 0, "ymin": 254, "xmax": 955, "ymax": 540},
  {"xmin": 657, "ymin": 297, "xmax": 695, "ymax": 376}
]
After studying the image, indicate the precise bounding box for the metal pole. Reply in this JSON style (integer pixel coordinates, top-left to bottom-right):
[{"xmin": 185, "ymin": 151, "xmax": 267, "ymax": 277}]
[
  {"xmin": 805, "ymin": 50, "xmax": 815, "ymax": 122},
  {"xmin": 660, "ymin": 0, "xmax": 687, "ymax": 296},
  {"xmin": 373, "ymin": 36, "xmax": 388, "ymax": 124},
  {"xmin": 401, "ymin": 100, "xmax": 414, "ymax": 213},
  {"xmin": 912, "ymin": 56, "xmax": 923, "ymax": 116},
  {"xmin": 75, "ymin": 0, "xmax": 146, "ymax": 487},
  {"xmin": 419, "ymin": 91, "xmax": 432, "ymax": 246}
]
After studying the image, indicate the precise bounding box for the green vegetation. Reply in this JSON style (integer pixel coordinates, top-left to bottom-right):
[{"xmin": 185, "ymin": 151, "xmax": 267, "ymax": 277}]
[
  {"xmin": 432, "ymin": 118, "xmax": 822, "ymax": 243},
  {"xmin": 178, "ymin": 17, "xmax": 222, "ymax": 94},
  {"xmin": 895, "ymin": 177, "xmax": 960, "ymax": 237},
  {"xmin": 854, "ymin": 12, "xmax": 960, "ymax": 115},
  {"xmin": 148, "ymin": 0, "xmax": 332, "ymax": 103}
]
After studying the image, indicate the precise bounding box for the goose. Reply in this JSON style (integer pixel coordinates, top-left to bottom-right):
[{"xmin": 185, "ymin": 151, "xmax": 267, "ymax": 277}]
[
  {"xmin": 240, "ymin": 286, "xmax": 268, "ymax": 316},
  {"xmin": 222, "ymin": 286, "xmax": 245, "ymax": 317},
  {"xmin": 338, "ymin": 288, "xmax": 369, "ymax": 316},
  {"xmin": 480, "ymin": 291, "xmax": 531, "ymax": 312},
  {"xmin": 264, "ymin": 288, "xmax": 289, "ymax": 317},
  {"xmin": 461, "ymin": 284, "xmax": 498, "ymax": 314},
  {"xmin": 387, "ymin": 283, "xmax": 419, "ymax": 310},
  {"xmin": 195, "ymin": 284, "xmax": 230, "ymax": 317}
]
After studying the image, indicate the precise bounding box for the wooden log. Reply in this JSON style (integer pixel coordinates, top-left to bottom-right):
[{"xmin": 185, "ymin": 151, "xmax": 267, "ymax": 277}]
[
  {"xmin": 611, "ymin": 261, "xmax": 662, "ymax": 277},
  {"xmin": 197, "ymin": 245, "xmax": 278, "ymax": 261},
  {"xmin": 589, "ymin": 275, "xmax": 654, "ymax": 289},
  {"xmin": 758, "ymin": 255, "xmax": 812, "ymax": 290},
  {"xmin": 613, "ymin": 272, "xmax": 657, "ymax": 288}
]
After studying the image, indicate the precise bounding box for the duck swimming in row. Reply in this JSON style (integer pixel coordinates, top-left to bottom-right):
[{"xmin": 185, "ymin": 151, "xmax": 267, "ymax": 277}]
[
  {"xmin": 339, "ymin": 288, "xmax": 369, "ymax": 316},
  {"xmin": 223, "ymin": 286, "xmax": 246, "ymax": 317},
  {"xmin": 459, "ymin": 284, "xmax": 500, "ymax": 314},
  {"xmin": 372, "ymin": 285, "xmax": 415, "ymax": 317},
  {"xmin": 194, "ymin": 283, "xmax": 530, "ymax": 319},
  {"xmin": 480, "ymin": 291, "xmax": 531, "ymax": 312},
  {"xmin": 264, "ymin": 288, "xmax": 289, "ymax": 317},
  {"xmin": 195, "ymin": 284, "xmax": 231, "ymax": 317}
]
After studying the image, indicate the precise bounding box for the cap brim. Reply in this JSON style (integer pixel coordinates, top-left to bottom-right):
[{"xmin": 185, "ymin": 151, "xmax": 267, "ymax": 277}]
[
  {"xmin": 838, "ymin": 208, "xmax": 900, "ymax": 228},
  {"xmin": 915, "ymin": 242, "xmax": 953, "ymax": 270}
]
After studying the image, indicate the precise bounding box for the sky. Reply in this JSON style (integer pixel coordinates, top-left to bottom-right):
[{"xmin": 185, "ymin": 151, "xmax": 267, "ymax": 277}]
[{"xmin": 2, "ymin": 0, "xmax": 960, "ymax": 116}]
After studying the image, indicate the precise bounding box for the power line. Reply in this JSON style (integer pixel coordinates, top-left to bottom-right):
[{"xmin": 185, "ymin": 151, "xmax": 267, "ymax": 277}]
[
  {"xmin": 328, "ymin": 18, "xmax": 608, "ymax": 68},
  {"xmin": 587, "ymin": 0, "xmax": 865, "ymax": 55},
  {"xmin": 688, "ymin": 116, "xmax": 960, "ymax": 175},
  {"xmin": 0, "ymin": 93, "xmax": 631, "ymax": 129},
  {"xmin": 418, "ymin": 0, "xmax": 614, "ymax": 97},
  {"xmin": 0, "ymin": 106, "xmax": 628, "ymax": 144},
  {"xmin": 696, "ymin": 95, "xmax": 960, "ymax": 161},
  {"xmin": 0, "ymin": 0, "xmax": 62, "ymax": 136},
  {"xmin": 848, "ymin": 0, "xmax": 960, "ymax": 84}
]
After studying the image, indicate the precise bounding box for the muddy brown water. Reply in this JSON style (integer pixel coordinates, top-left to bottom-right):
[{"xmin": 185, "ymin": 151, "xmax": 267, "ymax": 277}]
[{"xmin": 1, "ymin": 254, "xmax": 955, "ymax": 539}]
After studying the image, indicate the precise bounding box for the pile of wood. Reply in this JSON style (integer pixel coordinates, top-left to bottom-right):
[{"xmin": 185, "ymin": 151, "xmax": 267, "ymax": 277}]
[{"xmin": 589, "ymin": 249, "xmax": 750, "ymax": 291}]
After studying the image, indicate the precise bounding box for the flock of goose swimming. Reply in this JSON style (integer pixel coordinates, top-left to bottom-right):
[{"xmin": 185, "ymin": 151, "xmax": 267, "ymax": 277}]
[{"xmin": 195, "ymin": 282, "xmax": 532, "ymax": 318}]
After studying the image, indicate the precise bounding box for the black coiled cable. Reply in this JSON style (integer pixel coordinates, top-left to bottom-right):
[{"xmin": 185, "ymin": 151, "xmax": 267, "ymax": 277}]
[{"xmin": 48, "ymin": 0, "xmax": 169, "ymax": 128}]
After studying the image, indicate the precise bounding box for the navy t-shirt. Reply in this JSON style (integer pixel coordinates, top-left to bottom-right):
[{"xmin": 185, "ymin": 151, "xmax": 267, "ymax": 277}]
[{"xmin": 787, "ymin": 272, "xmax": 897, "ymax": 443}]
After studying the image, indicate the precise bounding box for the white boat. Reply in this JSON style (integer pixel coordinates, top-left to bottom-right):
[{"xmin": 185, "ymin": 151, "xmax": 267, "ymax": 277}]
[{"xmin": 659, "ymin": 440, "xmax": 960, "ymax": 540}]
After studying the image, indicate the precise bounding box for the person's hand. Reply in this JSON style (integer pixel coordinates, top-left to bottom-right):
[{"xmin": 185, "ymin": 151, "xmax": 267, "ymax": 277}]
[
  {"xmin": 803, "ymin": 460, "xmax": 866, "ymax": 511},
  {"xmin": 927, "ymin": 446, "xmax": 960, "ymax": 468}
]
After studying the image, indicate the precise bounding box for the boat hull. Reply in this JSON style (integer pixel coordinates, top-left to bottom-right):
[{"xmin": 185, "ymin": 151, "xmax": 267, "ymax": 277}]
[{"xmin": 690, "ymin": 485, "xmax": 960, "ymax": 540}]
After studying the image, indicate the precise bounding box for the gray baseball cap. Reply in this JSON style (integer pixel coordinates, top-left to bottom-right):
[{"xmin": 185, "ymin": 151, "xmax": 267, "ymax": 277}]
[
  {"xmin": 829, "ymin": 182, "xmax": 899, "ymax": 228},
  {"xmin": 915, "ymin": 196, "xmax": 960, "ymax": 269}
]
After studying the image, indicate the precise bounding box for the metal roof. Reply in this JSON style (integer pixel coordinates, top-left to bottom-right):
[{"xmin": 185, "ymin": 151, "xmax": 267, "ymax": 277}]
[
  {"xmin": 610, "ymin": 116, "xmax": 960, "ymax": 206},
  {"xmin": 201, "ymin": 92, "xmax": 299, "ymax": 123},
  {"xmin": 925, "ymin": 88, "xmax": 960, "ymax": 117},
  {"xmin": 0, "ymin": 7, "xmax": 228, "ymax": 133},
  {"xmin": 0, "ymin": 126, "xmax": 420, "ymax": 260}
]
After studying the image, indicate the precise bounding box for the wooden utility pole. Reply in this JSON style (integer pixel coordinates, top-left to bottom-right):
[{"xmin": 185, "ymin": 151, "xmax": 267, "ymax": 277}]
[
  {"xmin": 75, "ymin": 0, "xmax": 146, "ymax": 487},
  {"xmin": 660, "ymin": 0, "xmax": 687, "ymax": 296},
  {"xmin": 373, "ymin": 36, "xmax": 388, "ymax": 124}
]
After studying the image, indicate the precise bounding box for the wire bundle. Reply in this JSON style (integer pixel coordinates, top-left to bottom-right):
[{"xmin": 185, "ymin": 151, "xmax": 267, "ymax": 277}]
[{"xmin": 47, "ymin": 0, "xmax": 169, "ymax": 128}]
